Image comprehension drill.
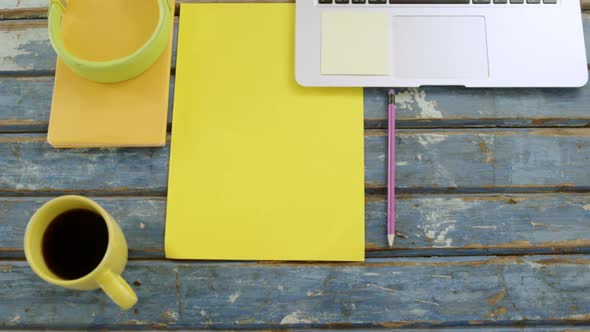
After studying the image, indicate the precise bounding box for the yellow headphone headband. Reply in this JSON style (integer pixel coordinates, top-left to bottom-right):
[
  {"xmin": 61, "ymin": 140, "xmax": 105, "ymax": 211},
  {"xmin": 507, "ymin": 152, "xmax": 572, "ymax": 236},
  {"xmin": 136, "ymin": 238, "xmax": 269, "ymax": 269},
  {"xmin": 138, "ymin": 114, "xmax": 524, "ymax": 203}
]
[{"xmin": 48, "ymin": 0, "xmax": 173, "ymax": 83}]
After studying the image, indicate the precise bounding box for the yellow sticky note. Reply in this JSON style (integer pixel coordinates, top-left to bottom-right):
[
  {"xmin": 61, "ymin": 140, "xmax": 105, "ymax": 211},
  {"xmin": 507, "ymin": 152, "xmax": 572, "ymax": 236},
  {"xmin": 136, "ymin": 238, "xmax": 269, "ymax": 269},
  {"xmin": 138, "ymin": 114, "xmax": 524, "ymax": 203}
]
[
  {"xmin": 165, "ymin": 3, "xmax": 365, "ymax": 261},
  {"xmin": 48, "ymin": 0, "xmax": 174, "ymax": 148},
  {"xmin": 321, "ymin": 11, "xmax": 391, "ymax": 76}
]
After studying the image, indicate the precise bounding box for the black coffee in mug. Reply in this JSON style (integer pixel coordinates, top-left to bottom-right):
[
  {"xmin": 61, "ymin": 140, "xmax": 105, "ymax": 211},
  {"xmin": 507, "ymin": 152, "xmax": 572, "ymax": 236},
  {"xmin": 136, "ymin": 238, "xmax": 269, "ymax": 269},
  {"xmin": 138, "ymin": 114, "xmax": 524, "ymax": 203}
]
[{"xmin": 42, "ymin": 209, "xmax": 109, "ymax": 280}]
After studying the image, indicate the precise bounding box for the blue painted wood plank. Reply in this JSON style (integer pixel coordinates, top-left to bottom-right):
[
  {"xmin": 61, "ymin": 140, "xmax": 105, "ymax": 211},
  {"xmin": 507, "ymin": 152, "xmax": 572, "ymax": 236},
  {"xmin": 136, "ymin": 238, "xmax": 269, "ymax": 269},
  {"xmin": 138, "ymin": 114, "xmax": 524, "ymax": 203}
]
[
  {"xmin": 0, "ymin": 18, "xmax": 179, "ymax": 75},
  {"xmin": 2, "ymin": 194, "xmax": 590, "ymax": 259},
  {"xmin": 2, "ymin": 129, "xmax": 590, "ymax": 193},
  {"xmin": 3, "ymin": 76, "xmax": 590, "ymax": 133},
  {"xmin": 0, "ymin": 14, "xmax": 588, "ymax": 73},
  {"xmin": 366, "ymin": 194, "xmax": 590, "ymax": 251},
  {"xmin": 370, "ymin": 128, "xmax": 590, "ymax": 190},
  {"xmin": 0, "ymin": 134, "xmax": 168, "ymax": 194},
  {"xmin": 0, "ymin": 77, "xmax": 55, "ymax": 133},
  {"xmin": 0, "ymin": 77, "xmax": 176, "ymax": 133},
  {"xmin": 1, "ymin": 256, "xmax": 590, "ymax": 329},
  {"xmin": 0, "ymin": 197, "xmax": 165, "ymax": 258},
  {"xmin": 1, "ymin": 18, "xmax": 588, "ymax": 132},
  {"xmin": 0, "ymin": 5, "xmax": 588, "ymax": 332},
  {"xmin": 364, "ymin": 82, "xmax": 590, "ymax": 124}
]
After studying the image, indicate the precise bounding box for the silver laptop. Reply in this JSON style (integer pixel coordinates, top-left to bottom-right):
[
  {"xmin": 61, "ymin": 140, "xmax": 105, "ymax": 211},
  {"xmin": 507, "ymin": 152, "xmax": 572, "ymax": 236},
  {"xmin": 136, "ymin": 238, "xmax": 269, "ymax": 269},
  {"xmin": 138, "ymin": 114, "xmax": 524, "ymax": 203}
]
[{"xmin": 295, "ymin": 0, "xmax": 588, "ymax": 87}]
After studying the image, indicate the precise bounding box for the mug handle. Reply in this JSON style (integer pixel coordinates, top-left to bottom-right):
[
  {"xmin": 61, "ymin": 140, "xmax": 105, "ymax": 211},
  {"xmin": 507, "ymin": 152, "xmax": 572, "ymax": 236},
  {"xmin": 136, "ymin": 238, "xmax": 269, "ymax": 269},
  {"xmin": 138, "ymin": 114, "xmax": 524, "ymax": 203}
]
[{"xmin": 97, "ymin": 270, "xmax": 138, "ymax": 310}]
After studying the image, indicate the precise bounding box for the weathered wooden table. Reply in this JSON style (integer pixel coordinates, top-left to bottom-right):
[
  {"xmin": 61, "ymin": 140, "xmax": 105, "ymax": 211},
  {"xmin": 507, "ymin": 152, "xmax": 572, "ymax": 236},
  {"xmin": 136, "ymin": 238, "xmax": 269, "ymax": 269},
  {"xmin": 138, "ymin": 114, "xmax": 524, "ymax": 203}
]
[{"xmin": 2, "ymin": 1, "xmax": 590, "ymax": 330}]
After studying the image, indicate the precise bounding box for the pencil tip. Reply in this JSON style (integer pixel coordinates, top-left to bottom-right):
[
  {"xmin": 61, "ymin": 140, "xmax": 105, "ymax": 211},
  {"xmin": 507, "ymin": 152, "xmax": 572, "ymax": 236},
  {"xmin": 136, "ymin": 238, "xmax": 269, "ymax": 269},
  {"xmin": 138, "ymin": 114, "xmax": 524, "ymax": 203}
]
[{"xmin": 388, "ymin": 234, "xmax": 394, "ymax": 248}]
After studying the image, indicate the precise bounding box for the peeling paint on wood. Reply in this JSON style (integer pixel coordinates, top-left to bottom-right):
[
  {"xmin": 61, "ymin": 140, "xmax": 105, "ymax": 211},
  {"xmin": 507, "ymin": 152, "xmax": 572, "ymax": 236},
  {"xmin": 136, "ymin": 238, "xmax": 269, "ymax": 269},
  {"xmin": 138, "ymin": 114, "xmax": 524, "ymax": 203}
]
[
  {"xmin": 0, "ymin": 16, "xmax": 588, "ymax": 73},
  {"xmin": 1, "ymin": 6, "xmax": 590, "ymax": 331},
  {"xmin": 0, "ymin": 18, "xmax": 180, "ymax": 73},
  {"xmin": 366, "ymin": 129, "xmax": 590, "ymax": 189},
  {"xmin": 0, "ymin": 77, "xmax": 174, "ymax": 133},
  {"xmin": 485, "ymin": 307, "xmax": 508, "ymax": 319},
  {"xmin": 3, "ymin": 194, "xmax": 590, "ymax": 258},
  {"xmin": 395, "ymin": 88, "xmax": 443, "ymax": 119},
  {"xmin": 1, "ymin": 256, "xmax": 590, "ymax": 329},
  {"xmin": 487, "ymin": 288, "xmax": 507, "ymax": 306},
  {"xmin": 3, "ymin": 75, "xmax": 590, "ymax": 132},
  {"xmin": 2, "ymin": 129, "xmax": 590, "ymax": 193},
  {"xmin": 0, "ymin": 265, "xmax": 13, "ymax": 272},
  {"xmin": 0, "ymin": 22, "xmax": 54, "ymax": 72}
]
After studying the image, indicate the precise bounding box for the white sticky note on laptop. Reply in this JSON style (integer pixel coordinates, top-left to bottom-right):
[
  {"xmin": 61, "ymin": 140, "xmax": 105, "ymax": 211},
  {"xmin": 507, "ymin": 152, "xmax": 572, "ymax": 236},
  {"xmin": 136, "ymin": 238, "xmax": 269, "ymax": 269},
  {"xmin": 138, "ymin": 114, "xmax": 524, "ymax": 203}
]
[{"xmin": 321, "ymin": 11, "xmax": 391, "ymax": 76}]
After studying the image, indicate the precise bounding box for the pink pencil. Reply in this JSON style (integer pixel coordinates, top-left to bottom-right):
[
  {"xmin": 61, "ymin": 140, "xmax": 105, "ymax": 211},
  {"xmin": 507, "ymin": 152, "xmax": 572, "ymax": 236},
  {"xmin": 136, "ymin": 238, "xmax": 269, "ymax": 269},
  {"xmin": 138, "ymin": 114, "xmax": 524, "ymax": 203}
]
[{"xmin": 387, "ymin": 89, "xmax": 396, "ymax": 248}]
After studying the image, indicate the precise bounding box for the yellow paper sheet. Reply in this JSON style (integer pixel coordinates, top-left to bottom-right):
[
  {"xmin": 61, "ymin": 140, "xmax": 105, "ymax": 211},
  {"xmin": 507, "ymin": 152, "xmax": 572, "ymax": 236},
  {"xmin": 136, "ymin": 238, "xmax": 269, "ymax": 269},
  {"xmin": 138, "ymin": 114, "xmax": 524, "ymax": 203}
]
[
  {"xmin": 321, "ymin": 11, "xmax": 391, "ymax": 75},
  {"xmin": 48, "ymin": 0, "xmax": 174, "ymax": 148},
  {"xmin": 165, "ymin": 3, "xmax": 365, "ymax": 261}
]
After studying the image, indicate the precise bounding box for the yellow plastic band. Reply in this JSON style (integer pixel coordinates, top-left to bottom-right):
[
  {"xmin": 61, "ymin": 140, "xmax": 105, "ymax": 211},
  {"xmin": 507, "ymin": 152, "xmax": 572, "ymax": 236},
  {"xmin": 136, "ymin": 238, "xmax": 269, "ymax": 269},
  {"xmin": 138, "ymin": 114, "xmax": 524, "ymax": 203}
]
[{"xmin": 48, "ymin": 0, "xmax": 172, "ymax": 83}]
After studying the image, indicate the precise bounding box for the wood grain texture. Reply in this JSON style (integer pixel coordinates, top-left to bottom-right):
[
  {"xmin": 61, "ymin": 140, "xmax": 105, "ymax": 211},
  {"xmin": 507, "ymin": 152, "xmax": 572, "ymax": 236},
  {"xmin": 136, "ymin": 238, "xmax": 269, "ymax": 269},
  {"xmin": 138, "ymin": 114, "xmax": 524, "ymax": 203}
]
[
  {"xmin": 1, "ymin": 2, "xmax": 589, "ymax": 331},
  {"xmin": 0, "ymin": 15, "xmax": 588, "ymax": 74},
  {"xmin": 0, "ymin": 17, "xmax": 588, "ymax": 132},
  {"xmin": 0, "ymin": 134, "xmax": 169, "ymax": 194},
  {"xmin": 365, "ymin": 83, "xmax": 590, "ymax": 126},
  {"xmin": 1, "ymin": 256, "xmax": 590, "ymax": 329},
  {"xmin": 0, "ymin": 77, "xmax": 55, "ymax": 133},
  {"xmin": 0, "ymin": 197, "xmax": 165, "ymax": 258},
  {"xmin": 1, "ymin": 129, "xmax": 590, "ymax": 194},
  {"xmin": 366, "ymin": 128, "xmax": 590, "ymax": 191},
  {"xmin": 3, "ymin": 75, "xmax": 590, "ymax": 133},
  {"xmin": 2, "ymin": 194, "xmax": 590, "ymax": 259},
  {"xmin": 0, "ymin": 77, "xmax": 175, "ymax": 133},
  {"xmin": 0, "ymin": 0, "xmax": 45, "ymax": 20},
  {"xmin": 0, "ymin": 18, "xmax": 179, "ymax": 74}
]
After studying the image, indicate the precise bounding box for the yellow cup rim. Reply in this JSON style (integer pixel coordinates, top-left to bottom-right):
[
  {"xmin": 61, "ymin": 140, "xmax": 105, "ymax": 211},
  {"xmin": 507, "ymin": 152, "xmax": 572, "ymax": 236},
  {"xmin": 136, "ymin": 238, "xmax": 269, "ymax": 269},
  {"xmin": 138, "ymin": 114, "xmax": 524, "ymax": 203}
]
[
  {"xmin": 47, "ymin": 0, "xmax": 173, "ymax": 83},
  {"xmin": 24, "ymin": 195, "xmax": 116, "ymax": 287}
]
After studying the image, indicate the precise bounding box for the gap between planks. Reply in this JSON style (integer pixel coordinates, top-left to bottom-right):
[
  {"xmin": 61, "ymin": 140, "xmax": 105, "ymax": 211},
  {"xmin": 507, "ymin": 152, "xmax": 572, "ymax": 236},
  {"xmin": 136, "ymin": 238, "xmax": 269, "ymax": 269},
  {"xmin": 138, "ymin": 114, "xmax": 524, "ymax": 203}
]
[
  {"xmin": 0, "ymin": 246, "xmax": 589, "ymax": 260},
  {"xmin": 4, "ymin": 119, "xmax": 590, "ymax": 135}
]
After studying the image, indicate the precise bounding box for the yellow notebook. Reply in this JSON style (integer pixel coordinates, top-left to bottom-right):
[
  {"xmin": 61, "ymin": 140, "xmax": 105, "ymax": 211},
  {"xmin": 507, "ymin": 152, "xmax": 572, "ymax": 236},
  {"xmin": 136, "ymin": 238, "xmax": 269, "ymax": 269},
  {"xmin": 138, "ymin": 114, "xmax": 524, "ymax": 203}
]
[
  {"xmin": 165, "ymin": 3, "xmax": 365, "ymax": 261},
  {"xmin": 47, "ymin": 0, "xmax": 174, "ymax": 148}
]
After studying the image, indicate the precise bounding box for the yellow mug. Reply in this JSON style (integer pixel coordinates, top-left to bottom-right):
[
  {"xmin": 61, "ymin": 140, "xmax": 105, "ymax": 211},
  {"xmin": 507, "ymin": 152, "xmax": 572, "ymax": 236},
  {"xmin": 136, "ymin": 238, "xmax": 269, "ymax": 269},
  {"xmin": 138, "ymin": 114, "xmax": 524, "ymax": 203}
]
[{"xmin": 24, "ymin": 195, "xmax": 137, "ymax": 310}]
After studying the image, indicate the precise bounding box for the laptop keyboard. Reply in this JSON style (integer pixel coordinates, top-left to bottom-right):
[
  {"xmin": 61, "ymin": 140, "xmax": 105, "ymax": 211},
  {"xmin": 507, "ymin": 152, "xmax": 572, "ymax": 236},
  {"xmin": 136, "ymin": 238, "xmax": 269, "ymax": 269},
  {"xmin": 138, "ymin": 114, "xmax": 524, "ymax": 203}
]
[{"xmin": 319, "ymin": 0, "xmax": 557, "ymax": 4}]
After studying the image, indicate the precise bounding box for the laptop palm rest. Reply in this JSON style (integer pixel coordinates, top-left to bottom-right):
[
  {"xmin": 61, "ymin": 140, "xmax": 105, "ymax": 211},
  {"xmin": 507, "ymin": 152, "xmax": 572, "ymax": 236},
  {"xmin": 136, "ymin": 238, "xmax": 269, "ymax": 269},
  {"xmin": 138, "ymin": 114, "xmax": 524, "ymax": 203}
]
[{"xmin": 392, "ymin": 16, "xmax": 489, "ymax": 80}]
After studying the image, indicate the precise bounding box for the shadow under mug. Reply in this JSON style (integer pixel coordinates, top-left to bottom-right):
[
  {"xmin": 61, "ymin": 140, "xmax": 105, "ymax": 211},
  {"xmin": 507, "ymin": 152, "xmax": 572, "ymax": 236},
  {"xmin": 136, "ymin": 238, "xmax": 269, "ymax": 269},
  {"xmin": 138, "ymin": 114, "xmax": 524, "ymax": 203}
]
[{"xmin": 24, "ymin": 195, "xmax": 137, "ymax": 310}]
